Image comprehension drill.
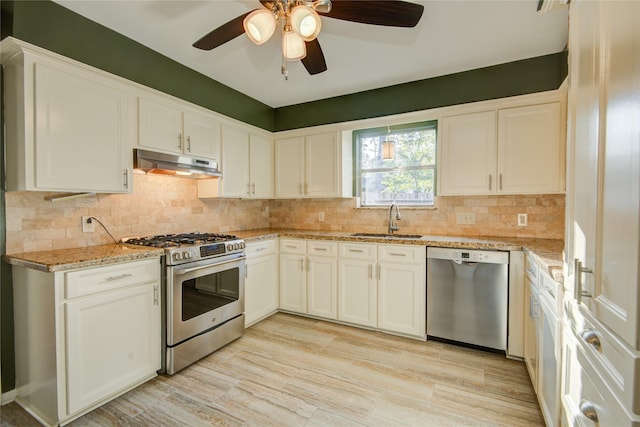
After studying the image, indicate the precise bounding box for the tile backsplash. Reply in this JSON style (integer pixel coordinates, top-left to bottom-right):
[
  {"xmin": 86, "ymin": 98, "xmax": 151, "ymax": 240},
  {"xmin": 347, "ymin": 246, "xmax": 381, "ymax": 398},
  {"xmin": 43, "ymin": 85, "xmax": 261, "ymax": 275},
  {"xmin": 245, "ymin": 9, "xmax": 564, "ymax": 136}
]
[{"xmin": 5, "ymin": 174, "xmax": 564, "ymax": 254}]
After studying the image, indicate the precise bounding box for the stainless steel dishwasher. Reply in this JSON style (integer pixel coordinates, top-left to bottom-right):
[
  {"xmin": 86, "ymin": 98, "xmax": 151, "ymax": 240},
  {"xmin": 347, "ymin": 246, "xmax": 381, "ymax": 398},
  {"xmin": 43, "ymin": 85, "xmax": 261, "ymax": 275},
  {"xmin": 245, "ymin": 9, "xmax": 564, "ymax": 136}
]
[{"xmin": 427, "ymin": 247, "xmax": 509, "ymax": 352}]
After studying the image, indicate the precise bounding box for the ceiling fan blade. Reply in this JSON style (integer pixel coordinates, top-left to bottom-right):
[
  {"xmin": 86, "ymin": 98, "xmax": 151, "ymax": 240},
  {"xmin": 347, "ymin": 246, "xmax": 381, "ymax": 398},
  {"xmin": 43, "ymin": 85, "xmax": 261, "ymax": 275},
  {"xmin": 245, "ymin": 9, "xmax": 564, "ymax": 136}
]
[
  {"xmin": 321, "ymin": 0, "xmax": 424, "ymax": 27},
  {"xmin": 193, "ymin": 11, "xmax": 252, "ymax": 50},
  {"xmin": 301, "ymin": 38, "xmax": 328, "ymax": 75}
]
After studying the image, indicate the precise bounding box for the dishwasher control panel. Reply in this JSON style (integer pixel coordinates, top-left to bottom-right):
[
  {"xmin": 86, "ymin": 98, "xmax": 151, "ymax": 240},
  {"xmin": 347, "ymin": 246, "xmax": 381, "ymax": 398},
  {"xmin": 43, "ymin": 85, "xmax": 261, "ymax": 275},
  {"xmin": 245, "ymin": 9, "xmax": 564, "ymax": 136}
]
[{"xmin": 427, "ymin": 247, "xmax": 509, "ymax": 264}]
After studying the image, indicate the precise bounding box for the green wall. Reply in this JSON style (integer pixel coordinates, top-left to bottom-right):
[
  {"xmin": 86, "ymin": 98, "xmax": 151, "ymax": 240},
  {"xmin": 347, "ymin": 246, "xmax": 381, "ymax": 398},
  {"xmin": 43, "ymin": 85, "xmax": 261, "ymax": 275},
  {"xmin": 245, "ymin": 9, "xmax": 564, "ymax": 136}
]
[
  {"xmin": 0, "ymin": 0, "xmax": 567, "ymax": 393},
  {"xmin": 2, "ymin": 0, "xmax": 275, "ymax": 131},
  {"xmin": 274, "ymin": 52, "xmax": 568, "ymax": 131}
]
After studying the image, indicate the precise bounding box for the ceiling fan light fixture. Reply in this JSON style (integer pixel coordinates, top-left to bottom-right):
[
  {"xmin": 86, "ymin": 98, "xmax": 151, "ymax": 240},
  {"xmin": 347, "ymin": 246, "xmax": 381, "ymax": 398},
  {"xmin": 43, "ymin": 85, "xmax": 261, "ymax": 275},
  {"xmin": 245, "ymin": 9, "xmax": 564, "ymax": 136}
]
[
  {"xmin": 282, "ymin": 29, "xmax": 306, "ymax": 60},
  {"xmin": 290, "ymin": 5, "xmax": 322, "ymax": 41},
  {"xmin": 243, "ymin": 9, "xmax": 276, "ymax": 45}
]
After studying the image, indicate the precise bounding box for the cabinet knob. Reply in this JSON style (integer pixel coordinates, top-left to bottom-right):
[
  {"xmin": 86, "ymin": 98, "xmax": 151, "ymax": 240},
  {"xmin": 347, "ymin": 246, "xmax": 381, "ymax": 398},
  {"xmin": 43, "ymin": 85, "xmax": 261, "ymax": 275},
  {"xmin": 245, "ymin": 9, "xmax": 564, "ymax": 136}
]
[
  {"xmin": 579, "ymin": 400, "xmax": 599, "ymax": 423},
  {"xmin": 580, "ymin": 329, "xmax": 602, "ymax": 351}
]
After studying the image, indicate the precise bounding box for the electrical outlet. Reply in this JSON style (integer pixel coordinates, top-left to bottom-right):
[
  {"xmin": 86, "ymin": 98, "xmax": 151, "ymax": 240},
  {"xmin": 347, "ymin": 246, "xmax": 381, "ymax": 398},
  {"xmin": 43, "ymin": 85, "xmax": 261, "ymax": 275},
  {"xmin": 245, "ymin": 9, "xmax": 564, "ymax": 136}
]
[
  {"xmin": 318, "ymin": 211, "xmax": 325, "ymax": 222},
  {"xmin": 82, "ymin": 216, "xmax": 96, "ymax": 233},
  {"xmin": 456, "ymin": 212, "xmax": 476, "ymax": 225},
  {"xmin": 517, "ymin": 213, "xmax": 528, "ymax": 227}
]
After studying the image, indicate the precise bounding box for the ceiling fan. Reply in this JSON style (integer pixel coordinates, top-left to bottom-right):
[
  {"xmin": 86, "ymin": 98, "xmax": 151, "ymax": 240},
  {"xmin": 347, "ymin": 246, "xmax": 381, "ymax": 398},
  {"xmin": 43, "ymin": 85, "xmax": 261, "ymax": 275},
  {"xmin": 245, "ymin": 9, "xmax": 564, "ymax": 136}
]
[{"xmin": 193, "ymin": 0, "xmax": 424, "ymax": 79}]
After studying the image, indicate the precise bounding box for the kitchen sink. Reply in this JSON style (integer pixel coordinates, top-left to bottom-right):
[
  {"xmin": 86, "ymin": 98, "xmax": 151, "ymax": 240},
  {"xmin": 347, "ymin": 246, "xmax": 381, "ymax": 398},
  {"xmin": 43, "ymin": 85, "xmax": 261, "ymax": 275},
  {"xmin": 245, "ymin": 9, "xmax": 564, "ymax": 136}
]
[{"xmin": 350, "ymin": 233, "xmax": 424, "ymax": 239}]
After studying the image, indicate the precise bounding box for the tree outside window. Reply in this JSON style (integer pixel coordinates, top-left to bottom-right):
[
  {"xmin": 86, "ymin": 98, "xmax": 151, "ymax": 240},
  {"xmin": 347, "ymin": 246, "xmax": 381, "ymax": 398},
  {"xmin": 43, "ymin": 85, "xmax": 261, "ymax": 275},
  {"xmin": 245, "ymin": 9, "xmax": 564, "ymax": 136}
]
[{"xmin": 356, "ymin": 121, "xmax": 436, "ymax": 206}]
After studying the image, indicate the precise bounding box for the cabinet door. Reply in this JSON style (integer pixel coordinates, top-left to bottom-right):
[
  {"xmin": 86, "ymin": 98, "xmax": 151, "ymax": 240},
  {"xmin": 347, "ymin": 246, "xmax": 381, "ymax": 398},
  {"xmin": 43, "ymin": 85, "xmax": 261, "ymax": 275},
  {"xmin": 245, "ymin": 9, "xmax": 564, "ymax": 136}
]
[
  {"xmin": 275, "ymin": 137, "xmax": 304, "ymax": 198},
  {"xmin": 221, "ymin": 126, "xmax": 250, "ymax": 197},
  {"xmin": 377, "ymin": 254, "xmax": 426, "ymax": 337},
  {"xmin": 249, "ymin": 133, "xmax": 274, "ymax": 198},
  {"xmin": 307, "ymin": 255, "xmax": 337, "ymax": 320},
  {"xmin": 523, "ymin": 279, "xmax": 539, "ymax": 392},
  {"xmin": 305, "ymin": 132, "xmax": 339, "ymax": 198},
  {"xmin": 279, "ymin": 253, "xmax": 306, "ymax": 313},
  {"xmin": 439, "ymin": 111, "xmax": 497, "ymax": 195},
  {"xmin": 183, "ymin": 110, "xmax": 221, "ymax": 160},
  {"xmin": 138, "ymin": 96, "xmax": 183, "ymax": 154},
  {"xmin": 245, "ymin": 253, "xmax": 278, "ymax": 326},
  {"xmin": 588, "ymin": 0, "xmax": 640, "ymax": 349},
  {"xmin": 497, "ymin": 103, "xmax": 564, "ymax": 194},
  {"xmin": 338, "ymin": 258, "xmax": 377, "ymax": 327},
  {"xmin": 65, "ymin": 283, "xmax": 160, "ymax": 415},
  {"xmin": 34, "ymin": 62, "xmax": 132, "ymax": 193}
]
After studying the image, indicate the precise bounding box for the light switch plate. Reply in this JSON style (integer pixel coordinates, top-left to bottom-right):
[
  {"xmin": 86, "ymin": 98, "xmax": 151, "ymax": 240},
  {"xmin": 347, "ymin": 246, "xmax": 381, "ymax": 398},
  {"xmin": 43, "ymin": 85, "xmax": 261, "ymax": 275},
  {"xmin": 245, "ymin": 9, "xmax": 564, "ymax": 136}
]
[
  {"xmin": 456, "ymin": 212, "xmax": 476, "ymax": 225},
  {"xmin": 517, "ymin": 213, "xmax": 528, "ymax": 227}
]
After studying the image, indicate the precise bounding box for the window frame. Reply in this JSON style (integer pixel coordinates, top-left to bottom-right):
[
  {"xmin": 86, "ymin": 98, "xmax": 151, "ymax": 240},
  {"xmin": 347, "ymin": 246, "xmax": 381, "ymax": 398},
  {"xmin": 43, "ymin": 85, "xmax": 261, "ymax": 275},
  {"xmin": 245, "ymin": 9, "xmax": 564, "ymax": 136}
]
[{"xmin": 354, "ymin": 120, "xmax": 437, "ymax": 207}]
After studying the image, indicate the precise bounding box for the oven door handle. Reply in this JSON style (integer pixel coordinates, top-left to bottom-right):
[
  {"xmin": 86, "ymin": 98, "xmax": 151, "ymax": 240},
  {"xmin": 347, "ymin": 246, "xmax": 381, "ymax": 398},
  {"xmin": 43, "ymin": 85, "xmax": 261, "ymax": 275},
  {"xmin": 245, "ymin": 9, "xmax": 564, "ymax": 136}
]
[{"xmin": 173, "ymin": 258, "xmax": 244, "ymax": 275}]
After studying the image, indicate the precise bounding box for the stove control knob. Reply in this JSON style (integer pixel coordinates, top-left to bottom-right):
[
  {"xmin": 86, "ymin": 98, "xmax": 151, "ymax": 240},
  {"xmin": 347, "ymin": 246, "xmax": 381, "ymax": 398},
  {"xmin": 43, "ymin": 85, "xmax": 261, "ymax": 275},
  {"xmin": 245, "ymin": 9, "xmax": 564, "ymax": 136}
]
[
  {"xmin": 235, "ymin": 243, "xmax": 241, "ymax": 250},
  {"xmin": 173, "ymin": 252, "xmax": 182, "ymax": 261},
  {"xmin": 240, "ymin": 242, "xmax": 245, "ymax": 249},
  {"xmin": 182, "ymin": 251, "xmax": 192, "ymax": 259}
]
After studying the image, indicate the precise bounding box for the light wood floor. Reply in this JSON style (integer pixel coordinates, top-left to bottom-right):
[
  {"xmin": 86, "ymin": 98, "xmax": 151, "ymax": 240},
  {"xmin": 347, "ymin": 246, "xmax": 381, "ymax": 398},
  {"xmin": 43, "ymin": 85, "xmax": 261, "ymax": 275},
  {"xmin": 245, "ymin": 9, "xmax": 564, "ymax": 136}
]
[{"xmin": 0, "ymin": 313, "xmax": 543, "ymax": 426}]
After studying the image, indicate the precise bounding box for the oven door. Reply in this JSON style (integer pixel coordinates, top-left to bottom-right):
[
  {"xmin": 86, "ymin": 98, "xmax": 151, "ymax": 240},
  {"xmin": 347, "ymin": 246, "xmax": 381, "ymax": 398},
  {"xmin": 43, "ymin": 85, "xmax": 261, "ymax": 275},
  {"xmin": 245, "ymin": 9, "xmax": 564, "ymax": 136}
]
[{"xmin": 167, "ymin": 254, "xmax": 245, "ymax": 346}]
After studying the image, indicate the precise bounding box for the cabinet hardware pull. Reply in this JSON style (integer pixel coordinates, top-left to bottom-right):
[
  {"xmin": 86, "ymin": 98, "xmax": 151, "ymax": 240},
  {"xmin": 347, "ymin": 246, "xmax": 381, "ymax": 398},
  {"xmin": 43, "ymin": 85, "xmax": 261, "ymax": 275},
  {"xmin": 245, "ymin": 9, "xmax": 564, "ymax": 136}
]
[
  {"xmin": 499, "ymin": 174, "xmax": 503, "ymax": 191},
  {"xmin": 245, "ymin": 265, "xmax": 248, "ymax": 278},
  {"xmin": 489, "ymin": 174, "xmax": 492, "ymax": 191},
  {"xmin": 106, "ymin": 273, "xmax": 132, "ymax": 282},
  {"xmin": 580, "ymin": 329, "xmax": 602, "ymax": 351},
  {"xmin": 574, "ymin": 259, "xmax": 594, "ymax": 304},
  {"xmin": 177, "ymin": 133, "xmax": 182, "ymax": 150},
  {"xmin": 246, "ymin": 183, "xmax": 251, "ymax": 196},
  {"xmin": 306, "ymin": 258, "xmax": 310, "ymax": 271},
  {"xmin": 256, "ymin": 247, "xmax": 266, "ymax": 252},
  {"xmin": 186, "ymin": 136, "xmax": 191, "ymax": 152},
  {"xmin": 299, "ymin": 183, "xmax": 303, "ymax": 195},
  {"xmin": 389, "ymin": 252, "xmax": 406, "ymax": 257},
  {"xmin": 348, "ymin": 249, "xmax": 363, "ymax": 253},
  {"xmin": 579, "ymin": 400, "xmax": 599, "ymax": 423},
  {"xmin": 285, "ymin": 245, "xmax": 296, "ymax": 249},
  {"xmin": 314, "ymin": 248, "xmax": 328, "ymax": 252},
  {"xmin": 304, "ymin": 183, "xmax": 308, "ymax": 195},
  {"xmin": 368, "ymin": 264, "xmax": 373, "ymax": 279},
  {"xmin": 123, "ymin": 169, "xmax": 129, "ymax": 189},
  {"xmin": 153, "ymin": 285, "xmax": 159, "ymax": 305},
  {"xmin": 299, "ymin": 258, "xmax": 304, "ymax": 271},
  {"xmin": 251, "ymin": 183, "xmax": 255, "ymax": 195}
]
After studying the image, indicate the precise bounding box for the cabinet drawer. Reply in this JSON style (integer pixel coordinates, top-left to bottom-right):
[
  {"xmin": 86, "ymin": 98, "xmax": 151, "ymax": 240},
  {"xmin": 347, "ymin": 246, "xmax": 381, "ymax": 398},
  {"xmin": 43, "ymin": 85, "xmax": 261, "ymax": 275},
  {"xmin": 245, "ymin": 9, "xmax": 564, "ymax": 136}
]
[
  {"xmin": 65, "ymin": 258, "xmax": 159, "ymax": 299},
  {"xmin": 307, "ymin": 240, "xmax": 337, "ymax": 257},
  {"xmin": 246, "ymin": 239, "xmax": 276, "ymax": 257},
  {"xmin": 378, "ymin": 244, "xmax": 425, "ymax": 263},
  {"xmin": 279, "ymin": 239, "xmax": 306, "ymax": 254},
  {"xmin": 525, "ymin": 253, "xmax": 539, "ymax": 285},
  {"xmin": 539, "ymin": 271, "xmax": 561, "ymax": 315},
  {"xmin": 567, "ymin": 304, "xmax": 640, "ymax": 416},
  {"xmin": 563, "ymin": 329, "xmax": 634, "ymax": 426},
  {"xmin": 339, "ymin": 242, "xmax": 376, "ymax": 259}
]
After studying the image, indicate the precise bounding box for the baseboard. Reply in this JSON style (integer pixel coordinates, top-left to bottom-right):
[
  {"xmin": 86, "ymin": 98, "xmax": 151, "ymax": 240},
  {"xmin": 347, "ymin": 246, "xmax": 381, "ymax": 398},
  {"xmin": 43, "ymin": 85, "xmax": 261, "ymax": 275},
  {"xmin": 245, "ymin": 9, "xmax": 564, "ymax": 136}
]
[{"xmin": 1, "ymin": 388, "xmax": 17, "ymax": 404}]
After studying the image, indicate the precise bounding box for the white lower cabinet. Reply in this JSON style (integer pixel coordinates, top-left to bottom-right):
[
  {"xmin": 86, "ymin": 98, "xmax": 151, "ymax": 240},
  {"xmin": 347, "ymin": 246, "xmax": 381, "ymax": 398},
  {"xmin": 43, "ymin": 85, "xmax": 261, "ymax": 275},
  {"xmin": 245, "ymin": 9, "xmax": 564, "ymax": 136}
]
[
  {"xmin": 12, "ymin": 258, "xmax": 161, "ymax": 427},
  {"xmin": 245, "ymin": 239, "xmax": 278, "ymax": 327},
  {"xmin": 279, "ymin": 239, "xmax": 337, "ymax": 319},
  {"xmin": 338, "ymin": 243, "xmax": 378, "ymax": 328},
  {"xmin": 337, "ymin": 242, "xmax": 426, "ymax": 338}
]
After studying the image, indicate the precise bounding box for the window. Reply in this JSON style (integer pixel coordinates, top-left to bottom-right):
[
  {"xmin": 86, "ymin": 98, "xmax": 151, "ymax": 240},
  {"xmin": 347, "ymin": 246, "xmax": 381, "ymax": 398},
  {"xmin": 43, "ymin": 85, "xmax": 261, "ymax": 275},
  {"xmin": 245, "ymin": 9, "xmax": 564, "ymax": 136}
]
[{"xmin": 355, "ymin": 121, "xmax": 436, "ymax": 207}]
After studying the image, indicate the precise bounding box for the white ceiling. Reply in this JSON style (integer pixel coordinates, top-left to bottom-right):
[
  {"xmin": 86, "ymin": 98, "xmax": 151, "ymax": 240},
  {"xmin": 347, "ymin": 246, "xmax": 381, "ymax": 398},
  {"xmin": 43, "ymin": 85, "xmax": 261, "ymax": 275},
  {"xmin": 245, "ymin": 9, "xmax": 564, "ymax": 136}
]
[{"xmin": 52, "ymin": 0, "xmax": 568, "ymax": 108}]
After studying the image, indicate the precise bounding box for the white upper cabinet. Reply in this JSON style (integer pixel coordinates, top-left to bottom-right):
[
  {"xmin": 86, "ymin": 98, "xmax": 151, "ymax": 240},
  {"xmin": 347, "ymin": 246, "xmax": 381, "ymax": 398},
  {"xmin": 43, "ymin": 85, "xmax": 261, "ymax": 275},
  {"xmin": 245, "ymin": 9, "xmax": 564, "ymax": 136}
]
[
  {"xmin": 438, "ymin": 95, "xmax": 566, "ymax": 196},
  {"xmin": 439, "ymin": 111, "xmax": 497, "ymax": 195},
  {"xmin": 497, "ymin": 103, "xmax": 564, "ymax": 194},
  {"xmin": 221, "ymin": 125, "xmax": 273, "ymax": 198},
  {"xmin": 275, "ymin": 131, "xmax": 351, "ymax": 199},
  {"xmin": 138, "ymin": 94, "xmax": 221, "ymax": 161},
  {"xmin": 1, "ymin": 40, "xmax": 135, "ymax": 193}
]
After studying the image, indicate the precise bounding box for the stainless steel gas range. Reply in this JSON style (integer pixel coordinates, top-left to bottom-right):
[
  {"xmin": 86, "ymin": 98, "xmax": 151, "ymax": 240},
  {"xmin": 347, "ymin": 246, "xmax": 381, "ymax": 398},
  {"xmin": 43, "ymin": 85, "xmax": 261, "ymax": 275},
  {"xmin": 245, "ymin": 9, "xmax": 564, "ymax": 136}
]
[{"xmin": 124, "ymin": 233, "xmax": 246, "ymax": 374}]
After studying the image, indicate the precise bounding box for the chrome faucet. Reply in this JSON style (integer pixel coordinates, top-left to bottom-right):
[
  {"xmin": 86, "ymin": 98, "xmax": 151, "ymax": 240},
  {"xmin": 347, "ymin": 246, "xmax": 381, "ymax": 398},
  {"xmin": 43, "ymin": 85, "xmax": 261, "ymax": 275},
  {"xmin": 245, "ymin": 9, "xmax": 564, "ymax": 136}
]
[{"xmin": 388, "ymin": 202, "xmax": 401, "ymax": 234}]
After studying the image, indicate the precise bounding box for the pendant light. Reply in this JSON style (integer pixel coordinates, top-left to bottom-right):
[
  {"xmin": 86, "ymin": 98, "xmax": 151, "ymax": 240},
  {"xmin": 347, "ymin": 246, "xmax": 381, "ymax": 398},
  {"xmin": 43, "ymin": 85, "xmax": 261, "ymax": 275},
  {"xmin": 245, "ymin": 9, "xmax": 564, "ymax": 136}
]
[{"xmin": 382, "ymin": 126, "xmax": 395, "ymax": 160}]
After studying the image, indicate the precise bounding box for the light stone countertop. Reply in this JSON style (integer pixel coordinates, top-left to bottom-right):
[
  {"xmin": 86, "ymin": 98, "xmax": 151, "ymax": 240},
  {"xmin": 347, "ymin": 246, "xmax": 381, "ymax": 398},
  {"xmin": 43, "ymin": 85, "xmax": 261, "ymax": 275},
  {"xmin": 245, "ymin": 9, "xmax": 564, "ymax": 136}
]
[
  {"xmin": 3, "ymin": 244, "xmax": 164, "ymax": 272},
  {"xmin": 234, "ymin": 228, "xmax": 564, "ymax": 283},
  {"xmin": 3, "ymin": 229, "xmax": 564, "ymax": 283}
]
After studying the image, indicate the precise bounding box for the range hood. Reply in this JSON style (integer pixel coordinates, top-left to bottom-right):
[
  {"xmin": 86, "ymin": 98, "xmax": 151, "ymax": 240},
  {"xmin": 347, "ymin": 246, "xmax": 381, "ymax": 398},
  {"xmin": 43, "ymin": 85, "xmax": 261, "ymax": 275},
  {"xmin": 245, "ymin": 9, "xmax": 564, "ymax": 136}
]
[{"xmin": 133, "ymin": 149, "xmax": 221, "ymax": 179}]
